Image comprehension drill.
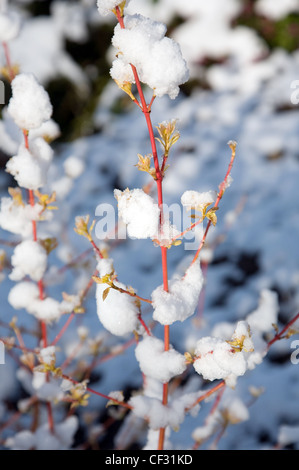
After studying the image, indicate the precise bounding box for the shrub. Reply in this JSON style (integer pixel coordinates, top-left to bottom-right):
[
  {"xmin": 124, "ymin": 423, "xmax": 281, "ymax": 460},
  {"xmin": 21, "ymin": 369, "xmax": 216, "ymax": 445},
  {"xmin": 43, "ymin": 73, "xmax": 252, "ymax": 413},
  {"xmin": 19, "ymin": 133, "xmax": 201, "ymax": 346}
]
[{"xmin": 0, "ymin": 0, "xmax": 298, "ymax": 452}]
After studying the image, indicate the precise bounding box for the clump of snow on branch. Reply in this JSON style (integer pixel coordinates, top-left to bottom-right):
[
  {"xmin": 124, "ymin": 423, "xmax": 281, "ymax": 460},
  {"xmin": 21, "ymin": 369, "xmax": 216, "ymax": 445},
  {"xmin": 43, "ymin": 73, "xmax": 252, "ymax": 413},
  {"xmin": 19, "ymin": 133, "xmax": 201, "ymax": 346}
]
[
  {"xmin": 6, "ymin": 138, "xmax": 53, "ymax": 190},
  {"xmin": 0, "ymin": 198, "xmax": 43, "ymax": 237},
  {"xmin": 193, "ymin": 321, "xmax": 255, "ymax": 386},
  {"xmin": 0, "ymin": 5, "xmax": 21, "ymax": 42},
  {"xmin": 97, "ymin": 0, "xmax": 131, "ymax": 17},
  {"xmin": 9, "ymin": 239, "xmax": 47, "ymax": 282},
  {"xmin": 181, "ymin": 190, "xmax": 217, "ymax": 212},
  {"xmin": 192, "ymin": 391, "xmax": 249, "ymax": 445},
  {"xmin": 8, "ymin": 281, "xmax": 39, "ymax": 310},
  {"xmin": 114, "ymin": 188, "xmax": 160, "ymax": 239},
  {"xmin": 152, "ymin": 259, "xmax": 204, "ymax": 325},
  {"xmin": 8, "ymin": 73, "xmax": 52, "ymax": 130},
  {"xmin": 95, "ymin": 257, "xmax": 139, "ymax": 336},
  {"xmin": 135, "ymin": 336, "xmax": 186, "ymax": 383},
  {"xmin": 129, "ymin": 392, "xmax": 198, "ymax": 431},
  {"xmin": 110, "ymin": 13, "xmax": 189, "ymax": 99},
  {"xmin": 5, "ymin": 416, "xmax": 78, "ymax": 450},
  {"xmin": 246, "ymin": 289, "xmax": 279, "ymax": 334}
]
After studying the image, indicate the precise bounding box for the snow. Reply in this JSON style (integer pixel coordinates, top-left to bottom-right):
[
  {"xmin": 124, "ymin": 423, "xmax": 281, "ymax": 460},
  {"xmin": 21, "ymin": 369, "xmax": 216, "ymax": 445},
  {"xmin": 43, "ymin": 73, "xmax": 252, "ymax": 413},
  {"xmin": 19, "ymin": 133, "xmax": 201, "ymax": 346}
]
[
  {"xmin": 38, "ymin": 346, "xmax": 56, "ymax": 365},
  {"xmin": 152, "ymin": 259, "xmax": 204, "ymax": 325},
  {"xmin": 6, "ymin": 138, "xmax": 53, "ymax": 190},
  {"xmin": 278, "ymin": 424, "xmax": 299, "ymax": 447},
  {"xmin": 193, "ymin": 336, "xmax": 246, "ymax": 384},
  {"xmin": 5, "ymin": 416, "xmax": 78, "ymax": 450},
  {"xmin": 255, "ymin": 0, "xmax": 299, "ymax": 20},
  {"xmin": 193, "ymin": 321, "xmax": 255, "ymax": 385},
  {"xmin": 95, "ymin": 257, "xmax": 140, "ymax": 336},
  {"xmin": 9, "ymin": 240, "xmax": 47, "ymax": 282},
  {"xmin": 8, "ymin": 74, "xmax": 53, "ymax": 130},
  {"xmin": 63, "ymin": 156, "xmax": 85, "ymax": 180},
  {"xmin": 129, "ymin": 394, "xmax": 187, "ymax": 430},
  {"xmin": 135, "ymin": 336, "xmax": 186, "ymax": 383},
  {"xmin": 246, "ymin": 289, "xmax": 279, "ymax": 334},
  {"xmin": 0, "ymin": 198, "xmax": 42, "ymax": 238},
  {"xmin": 0, "ymin": 0, "xmax": 299, "ymax": 452},
  {"xmin": 97, "ymin": 0, "xmax": 132, "ymax": 17},
  {"xmin": 181, "ymin": 190, "xmax": 217, "ymax": 212},
  {"xmin": 111, "ymin": 14, "xmax": 189, "ymax": 99},
  {"xmin": 0, "ymin": 9, "xmax": 21, "ymax": 42},
  {"xmin": 6, "ymin": 16, "xmax": 88, "ymax": 87},
  {"xmin": 8, "ymin": 281, "xmax": 39, "ymax": 310},
  {"xmin": 114, "ymin": 188, "xmax": 160, "ymax": 239}
]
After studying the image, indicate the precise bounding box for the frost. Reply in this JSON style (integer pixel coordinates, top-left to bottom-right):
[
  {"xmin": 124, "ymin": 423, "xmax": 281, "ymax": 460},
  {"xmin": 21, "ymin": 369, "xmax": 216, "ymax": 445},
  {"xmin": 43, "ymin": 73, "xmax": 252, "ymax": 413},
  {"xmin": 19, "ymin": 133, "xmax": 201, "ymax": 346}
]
[
  {"xmin": 135, "ymin": 336, "xmax": 186, "ymax": 383},
  {"xmin": 8, "ymin": 73, "xmax": 53, "ymax": 130},
  {"xmin": 152, "ymin": 260, "xmax": 203, "ymax": 325}
]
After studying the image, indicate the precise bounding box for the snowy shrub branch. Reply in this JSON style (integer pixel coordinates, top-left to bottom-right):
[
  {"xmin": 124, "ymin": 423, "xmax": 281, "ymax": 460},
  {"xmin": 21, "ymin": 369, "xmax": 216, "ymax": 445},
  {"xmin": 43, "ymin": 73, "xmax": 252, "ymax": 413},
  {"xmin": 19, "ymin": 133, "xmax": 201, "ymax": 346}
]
[{"xmin": 0, "ymin": 0, "xmax": 298, "ymax": 452}]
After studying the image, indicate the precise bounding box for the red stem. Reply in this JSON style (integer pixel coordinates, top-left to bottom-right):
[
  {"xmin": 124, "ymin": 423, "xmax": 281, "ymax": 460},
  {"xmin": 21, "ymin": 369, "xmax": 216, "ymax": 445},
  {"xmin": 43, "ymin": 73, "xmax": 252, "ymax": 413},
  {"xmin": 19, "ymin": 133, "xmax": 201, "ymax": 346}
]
[
  {"xmin": 51, "ymin": 312, "xmax": 75, "ymax": 347},
  {"xmin": 138, "ymin": 313, "xmax": 152, "ymax": 336},
  {"xmin": 61, "ymin": 373, "xmax": 133, "ymax": 410},
  {"xmin": 266, "ymin": 312, "xmax": 299, "ymax": 350},
  {"xmin": 190, "ymin": 145, "xmax": 236, "ymax": 267},
  {"xmin": 51, "ymin": 270, "xmax": 97, "ymax": 347},
  {"xmin": 2, "ymin": 41, "xmax": 15, "ymax": 81},
  {"xmin": 115, "ymin": 7, "xmax": 169, "ymax": 450},
  {"xmin": 21, "ymin": 94, "xmax": 53, "ymax": 430}
]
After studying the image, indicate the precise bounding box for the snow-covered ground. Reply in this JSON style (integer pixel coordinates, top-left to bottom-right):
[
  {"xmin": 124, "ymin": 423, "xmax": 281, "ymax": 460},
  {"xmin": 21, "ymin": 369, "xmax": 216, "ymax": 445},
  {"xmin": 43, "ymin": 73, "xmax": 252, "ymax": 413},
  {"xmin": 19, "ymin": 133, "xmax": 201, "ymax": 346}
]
[{"xmin": 0, "ymin": 0, "xmax": 299, "ymax": 451}]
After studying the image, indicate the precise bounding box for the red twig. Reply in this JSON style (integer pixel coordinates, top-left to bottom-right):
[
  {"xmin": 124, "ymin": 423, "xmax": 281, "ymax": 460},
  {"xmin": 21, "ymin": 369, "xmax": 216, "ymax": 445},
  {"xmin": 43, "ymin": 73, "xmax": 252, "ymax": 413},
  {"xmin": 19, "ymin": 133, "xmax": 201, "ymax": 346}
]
[
  {"xmin": 60, "ymin": 373, "xmax": 133, "ymax": 410},
  {"xmin": 189, "ymin": 143, "xmax": 236, "ymax": 267},
  {"xmin": 3, "ymin": 38, "xmax": 54, "ymax": 433},
  {"xmin": 2, "ymin": 41, "xmax": 15, "ymax": 81},
  {"xmin": 115, "ymin": 6, "xmax": 170, "ymax": 450},
  {"xmin": 266, "ymin": 312, "xmax": 299, "ymax": 351}
]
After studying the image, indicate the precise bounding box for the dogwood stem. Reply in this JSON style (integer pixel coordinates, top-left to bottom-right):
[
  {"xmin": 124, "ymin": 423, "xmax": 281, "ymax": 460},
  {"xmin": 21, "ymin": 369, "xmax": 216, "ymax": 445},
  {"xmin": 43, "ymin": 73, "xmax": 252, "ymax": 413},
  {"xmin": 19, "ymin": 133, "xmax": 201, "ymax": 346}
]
[
  {"xmin": 115, "ymin": 7, "xmax": 169, "ymax": 450},
  {"xmin": 190, "ymin": 142, "xmax": 236, "ymax": 267}
]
